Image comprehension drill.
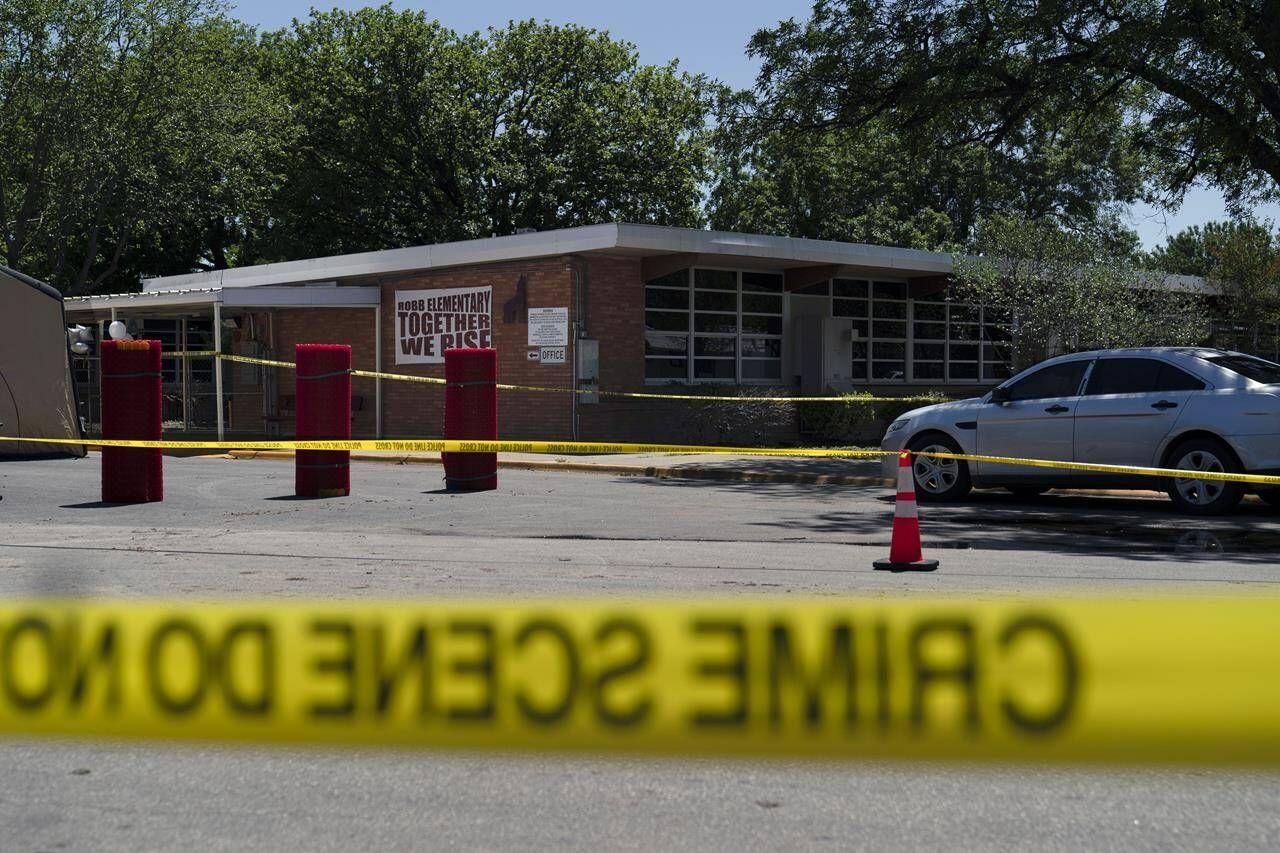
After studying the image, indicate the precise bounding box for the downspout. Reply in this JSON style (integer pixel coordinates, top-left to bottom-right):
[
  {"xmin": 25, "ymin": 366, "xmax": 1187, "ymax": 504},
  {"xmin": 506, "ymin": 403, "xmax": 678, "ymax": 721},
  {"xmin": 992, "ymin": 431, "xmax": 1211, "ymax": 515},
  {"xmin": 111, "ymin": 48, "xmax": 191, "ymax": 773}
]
[{"xmin": 568, "ymin": 255, "xmax": 591, "ymax": 441}]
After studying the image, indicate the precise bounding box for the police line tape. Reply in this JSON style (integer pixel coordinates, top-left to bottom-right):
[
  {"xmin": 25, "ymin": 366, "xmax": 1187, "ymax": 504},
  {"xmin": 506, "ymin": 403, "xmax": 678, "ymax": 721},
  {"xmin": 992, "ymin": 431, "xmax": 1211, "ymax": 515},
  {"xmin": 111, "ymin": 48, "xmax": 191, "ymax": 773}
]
[
  {"xmin": 5, "ymin": 434, "xmax": 1280, "ymax": 487},
  {"xmin": 166, "ymin": 351, "xmax": 934, "ymax": 404},
  {"xmin": 0, "ymin": 596, "xmax": 1275, "ymax": 764}
]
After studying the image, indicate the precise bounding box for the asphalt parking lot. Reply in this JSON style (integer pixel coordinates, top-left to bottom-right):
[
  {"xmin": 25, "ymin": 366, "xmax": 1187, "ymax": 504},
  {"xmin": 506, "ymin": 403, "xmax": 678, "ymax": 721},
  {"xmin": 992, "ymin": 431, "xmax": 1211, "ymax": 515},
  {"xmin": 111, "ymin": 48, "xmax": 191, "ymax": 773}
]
[{"xmin": 1, "ymin": 455, "xmax": 1277, "ymax": 851}]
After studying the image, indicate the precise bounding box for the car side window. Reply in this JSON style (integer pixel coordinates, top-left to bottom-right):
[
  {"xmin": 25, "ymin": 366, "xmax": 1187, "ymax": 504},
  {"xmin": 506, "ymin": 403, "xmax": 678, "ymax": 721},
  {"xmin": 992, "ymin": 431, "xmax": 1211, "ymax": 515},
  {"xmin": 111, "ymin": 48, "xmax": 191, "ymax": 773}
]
[
  {"xmin": 1005, "ymin": 360, "xmax": 1090, "ymax": 401},
  {"xmin": 1154, "ymin": 363, "xmax": 1206, "ymax": 392},
  {"xmin": 1083, "ymin": 358, "xmax": 1163, "ymax": 395}
]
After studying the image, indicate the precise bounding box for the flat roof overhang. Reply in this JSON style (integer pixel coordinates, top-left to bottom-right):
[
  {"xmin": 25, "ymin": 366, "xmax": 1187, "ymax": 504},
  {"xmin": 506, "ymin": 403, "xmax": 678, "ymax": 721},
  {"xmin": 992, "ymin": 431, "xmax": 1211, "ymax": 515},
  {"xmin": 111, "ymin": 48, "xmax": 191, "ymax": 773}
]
[
  {"xmin": 65, "ymin": 285, "xmax": 382, "ymax": 320},
  {"xmin": 139, "ymin": 223, "xmax": 958, "ymax": 293}
]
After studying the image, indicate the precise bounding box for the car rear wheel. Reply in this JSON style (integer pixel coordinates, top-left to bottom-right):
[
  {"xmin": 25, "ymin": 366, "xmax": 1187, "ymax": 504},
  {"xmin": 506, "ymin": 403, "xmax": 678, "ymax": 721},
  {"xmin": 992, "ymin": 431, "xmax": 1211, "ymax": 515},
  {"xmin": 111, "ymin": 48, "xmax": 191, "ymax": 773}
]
[
  {"xmin": 907, "ymin": 434, "xmax": 972, "ymax": 502},
  {"xmin": 1166, "ymin": 439, "xmax": 1244, "ymax": 515}
]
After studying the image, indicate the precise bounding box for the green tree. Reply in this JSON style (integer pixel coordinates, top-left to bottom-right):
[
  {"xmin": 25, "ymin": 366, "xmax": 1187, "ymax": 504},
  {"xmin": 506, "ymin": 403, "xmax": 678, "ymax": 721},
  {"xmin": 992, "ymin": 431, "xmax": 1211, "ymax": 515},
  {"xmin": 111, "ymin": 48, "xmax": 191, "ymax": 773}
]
[
  {"xmin": 0, "ymin": 0, "xmax": 285, "ymax": 293},
  {"xmin": 747, "ymin": 0, "xmax": 1280, "ymax": 214},
  {"xmin": 254, "ymin": 9, "xmax": 713, "ymax": 262},
  {"xmin": 955, "ymin": 216, "xmax": 1206, "ymax": 368}
]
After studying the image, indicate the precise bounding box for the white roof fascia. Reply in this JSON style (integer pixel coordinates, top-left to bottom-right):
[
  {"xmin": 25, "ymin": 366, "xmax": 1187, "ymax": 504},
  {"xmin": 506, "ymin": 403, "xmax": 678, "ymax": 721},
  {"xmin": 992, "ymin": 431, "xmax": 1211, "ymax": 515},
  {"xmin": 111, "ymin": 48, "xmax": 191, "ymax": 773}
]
[
  {"xmin": 220, "ymin": 285, "xmax": 380, "ymax": 307},
  {"xmin": 613, "ymin": 223, "xmax": 955, "ymax": 274},
  {"xmin": 142, "ymin": 224, "xmax": 621, "ymax": 292}
]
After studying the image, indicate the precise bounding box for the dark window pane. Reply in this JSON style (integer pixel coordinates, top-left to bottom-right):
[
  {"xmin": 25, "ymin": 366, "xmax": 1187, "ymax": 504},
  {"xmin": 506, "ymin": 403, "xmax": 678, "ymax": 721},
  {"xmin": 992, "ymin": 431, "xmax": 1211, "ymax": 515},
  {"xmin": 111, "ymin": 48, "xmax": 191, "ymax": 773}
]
[
  {"xmin": 741, "ymin": 315, "xmax": 782, "ymax": 335},
  {"xmin": 1084, "ymin": 358, "xmax": 1162, "ymax": 395},
  {"xmin": 984, "ymin": 362, "xmax": 1013, "ymax": 380},
  {"xmin": 872, "ymin": 361, "xmax": 906, "ymax": 380},
  {"xmin": 914, "ymin": 343, "xmax": 945, "ymax": 360},
  {"xmin": 950, "ymin": 362, "xmax": 978, "ymax": 380},
  {"xmin": 950, "ymin": 324, "xmax": 979, "ymax": 341},
  {"xmin": 983, "ymin": 325, "xmax": 1013, "ymax": 342},
  {"xmin": 873, "ymin": 320, "xmax": 906, "ymax": 339},
  {"xmin": 741, "ymin": 271, "xmax": 783, "ymax": 293},
  {"xmin": 645, "ymin": 288, "xmax": 688, "ymax": 310},
  {"xmin": 983, "ymin": 343, "xmax": 1012, "ymax": 362},
  {"xmin": 950, "ymin": 305, "xmax": 980, "ymax": 324},
  {"xmin": 872, "ymin": 300, "xmax": 906, "ymax": 319},
  {"xmin": 694, "ymin": 337, "xmax": 736, "ymax": 356},
  {"xmin": 913, "ymin": 322, "xmax": 947, "ymax": 340},
  {"xmin": 694, "ymin": 313, "xmax": 737, "ymax": 333},
  {"xmin": 1156, "ymin": 363, "xmax": 1206, "ymax": 391},
  {"xmin": 914, "ymin": 362, "xmax": 945, "ymax": 379},
  {"xmin": 1007, "ymin": 361, "xmax": 1089, "ymax": 401},
  {"xmin": 874, "ymin": 341, "xmax": 906, "ymax": 359},
  {"xmin": 645, "ymin": 358, "xmax": 686, "ymax": 379},
  {"xmin": 645, "ymin": 334, "xmax": 687, "ymax": 356},
  {"xmin": 793, "ymin": 281, "xmax": 830, "ymax": 296},
  {"xmin": 694, "ymin": 359, "xmax": 735, "ymax": 379},
  {"xmin": 695, "ymin": 290, "xmax": 736, "ymax": 311},
  {"xmin": 694, "ymin": 269, "xmax": 737, "ymax": 290},
  {"xmin": 872, "ymin": 281, "xmax": 906, "ymax": 298},
  {"xmin": 742, "ymin": 360, "xmax": 782, "ymax": 380},
  {"xmin": 949, "ymin": 343, "xmax": 979, "ymax": 361},
  {"xmin": 742, "ymin": 293, "xmax": 782, "ymax": 314},
  {"xmin": 646, "ymin": 311, "xmax": 688, "ymax": 332},
  {"xmin": 645, "ymin": 269, "xmax": 687, "ymax": 288},
  {"xmin": 833, "ymin": 298, "xmax": 867, "ymax": 318},
  {"xmin": 741, "ymin": 338, "xmax": 782, "ymax": 358},
  {"xmin": 915, "ymin": 303, "xmax": 947, "ymax": 321},
  {"xmin": 1205, "ymin": 355, "xmax": 1280, "ymax": 384},
  {"xmin": 833, "ymin": 278, "xmax": 868, "ymax": 298},
  {"xmin": 851, "ymin": 319, "xmax": 869, "ymax": 338}
]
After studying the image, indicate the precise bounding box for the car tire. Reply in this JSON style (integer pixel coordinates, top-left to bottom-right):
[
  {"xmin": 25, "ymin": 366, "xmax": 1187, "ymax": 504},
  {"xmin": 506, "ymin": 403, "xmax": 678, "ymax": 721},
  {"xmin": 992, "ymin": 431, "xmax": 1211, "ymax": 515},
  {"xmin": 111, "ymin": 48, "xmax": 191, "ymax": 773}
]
[
  {"xmin": 1005, "ymin": 485, "xmax": 1051, "ymax": 500},
  {"xmin": 906, "ymin": 433, "xmax": 972, "ymax": 503},
  {"xmin": 1165, "ymin": 438, "xmax": 1245, "ymax": 516}
]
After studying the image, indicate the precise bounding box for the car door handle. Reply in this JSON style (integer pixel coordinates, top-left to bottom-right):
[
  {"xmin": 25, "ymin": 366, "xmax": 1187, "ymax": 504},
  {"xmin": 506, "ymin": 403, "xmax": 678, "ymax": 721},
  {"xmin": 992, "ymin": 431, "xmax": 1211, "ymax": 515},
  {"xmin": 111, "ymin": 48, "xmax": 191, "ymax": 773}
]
[
  {"xmin": 1151, "ymin": 400, "xmax": 1178, "ymax": 410},
  {"xmin": 1044, "ymin": 405, "xmax": 1070, "ymax": 414}
]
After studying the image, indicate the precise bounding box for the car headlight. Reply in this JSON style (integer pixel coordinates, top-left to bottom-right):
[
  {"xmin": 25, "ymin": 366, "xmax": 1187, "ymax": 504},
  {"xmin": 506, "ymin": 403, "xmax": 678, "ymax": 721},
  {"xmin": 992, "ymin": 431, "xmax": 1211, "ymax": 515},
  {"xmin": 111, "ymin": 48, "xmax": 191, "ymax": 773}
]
[{"xmin": 887, "ymin": 419, "xmax": 909, "ymax": 433}]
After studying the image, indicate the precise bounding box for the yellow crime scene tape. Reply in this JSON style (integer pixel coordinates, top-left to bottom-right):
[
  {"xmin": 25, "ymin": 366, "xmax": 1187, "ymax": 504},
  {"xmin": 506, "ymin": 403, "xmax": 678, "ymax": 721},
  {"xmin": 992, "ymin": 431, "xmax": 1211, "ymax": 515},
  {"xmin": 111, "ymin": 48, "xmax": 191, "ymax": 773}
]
[
  {"xmin": 0, "ymin": 596, "xmax": 1275, "ymax": 764},
  {"xmin": 168, "ymin": 351, "xmax": 932, "ymax": 403},
  {"xmin": 6, "ymin": 435, "xmax": 1280, "ymax": 486}
]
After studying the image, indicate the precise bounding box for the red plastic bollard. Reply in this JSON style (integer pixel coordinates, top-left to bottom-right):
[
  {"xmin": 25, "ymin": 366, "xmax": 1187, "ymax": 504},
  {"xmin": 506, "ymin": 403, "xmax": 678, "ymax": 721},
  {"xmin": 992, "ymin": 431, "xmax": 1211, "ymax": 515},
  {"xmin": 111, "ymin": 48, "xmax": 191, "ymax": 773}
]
[
  {"xmin": 101, "ymin": 339, "xmax": 163, "ymax": 503},
  {"xmin": 295, "ymin": 344, "xmax": 351, "ymax": 498},
  {"xmin": 443, "ymin": 347, "xmax": 497, "ymax": 491}
]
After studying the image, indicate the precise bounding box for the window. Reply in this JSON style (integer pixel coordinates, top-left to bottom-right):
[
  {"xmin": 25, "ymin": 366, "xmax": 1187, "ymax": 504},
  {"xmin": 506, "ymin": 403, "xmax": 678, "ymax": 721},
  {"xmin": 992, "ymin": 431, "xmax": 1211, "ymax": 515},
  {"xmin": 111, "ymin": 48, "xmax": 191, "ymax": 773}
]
[
  {"xmin": 1204, "ymin": 355, "xmax": 1280, "ymax": 384},
  {"xmin": 1006, "ymin": 360, "xmax": 1090, "ymax": 401},
  {"xmin": 1086, "ymin": 358, "xmax": 1207, "ymax": 394},
  {"xmin": 644, "ymin": 268, "xmax": 784, "ymax": 383}
]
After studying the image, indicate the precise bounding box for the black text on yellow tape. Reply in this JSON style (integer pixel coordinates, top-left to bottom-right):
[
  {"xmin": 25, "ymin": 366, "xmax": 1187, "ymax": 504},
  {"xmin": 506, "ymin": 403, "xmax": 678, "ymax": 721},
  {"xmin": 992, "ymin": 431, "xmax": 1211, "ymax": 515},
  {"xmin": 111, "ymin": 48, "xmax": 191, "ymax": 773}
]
[{"xmin": 0, "ymin": 598, "xmax": 1276, "ymax": 764}]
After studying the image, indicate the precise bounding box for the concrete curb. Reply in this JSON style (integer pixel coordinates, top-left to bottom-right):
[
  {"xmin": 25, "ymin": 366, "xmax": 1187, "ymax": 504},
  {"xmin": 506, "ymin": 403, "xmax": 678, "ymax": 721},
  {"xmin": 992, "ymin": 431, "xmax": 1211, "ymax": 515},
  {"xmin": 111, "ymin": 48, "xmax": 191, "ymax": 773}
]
[{"xmin": 222, "ymin": 450, "xmax": 893, "ymax": 487}]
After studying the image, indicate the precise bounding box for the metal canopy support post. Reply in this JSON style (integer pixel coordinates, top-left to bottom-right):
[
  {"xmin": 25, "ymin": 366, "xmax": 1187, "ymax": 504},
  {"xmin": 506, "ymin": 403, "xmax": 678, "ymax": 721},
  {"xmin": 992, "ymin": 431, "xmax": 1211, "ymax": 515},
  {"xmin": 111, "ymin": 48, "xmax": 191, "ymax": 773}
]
[
  {"xmin": 374, "ymin": 306, "xmax": 383, "ymax": 438},
  {"xmin": 213, "ymin": 300, "xmax": 225, "ymax": 441},
  {"xmin": 180, "ymin": 318, "xmax": 190, "ymax": 431}
]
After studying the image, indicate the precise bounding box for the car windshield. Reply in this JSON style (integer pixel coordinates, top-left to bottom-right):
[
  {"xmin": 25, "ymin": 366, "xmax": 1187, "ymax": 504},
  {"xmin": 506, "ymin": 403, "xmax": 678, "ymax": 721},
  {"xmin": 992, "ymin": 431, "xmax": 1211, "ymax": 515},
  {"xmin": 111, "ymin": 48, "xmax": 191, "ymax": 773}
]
[{"xmin": 1203, "ymin": 355, "xmax": 1280, "ymax": 384}]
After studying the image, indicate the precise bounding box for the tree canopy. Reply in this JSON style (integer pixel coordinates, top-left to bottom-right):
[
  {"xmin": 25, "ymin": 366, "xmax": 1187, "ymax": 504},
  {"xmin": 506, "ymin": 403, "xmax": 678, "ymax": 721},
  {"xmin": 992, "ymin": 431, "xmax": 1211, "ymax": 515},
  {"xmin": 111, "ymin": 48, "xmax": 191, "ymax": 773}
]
[{"xmin": 744, "ymin": 0, "xmax": 1280, "ymax": 216}]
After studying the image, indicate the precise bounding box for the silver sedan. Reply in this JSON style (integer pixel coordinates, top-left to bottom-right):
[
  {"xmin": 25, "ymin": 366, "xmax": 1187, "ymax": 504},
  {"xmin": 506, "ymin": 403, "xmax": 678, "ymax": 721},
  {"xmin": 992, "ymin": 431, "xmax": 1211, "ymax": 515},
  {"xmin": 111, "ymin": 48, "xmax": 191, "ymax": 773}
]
[{"xmin": 880, "ymin": 347, "xmax": 1280, "ymax": 514}]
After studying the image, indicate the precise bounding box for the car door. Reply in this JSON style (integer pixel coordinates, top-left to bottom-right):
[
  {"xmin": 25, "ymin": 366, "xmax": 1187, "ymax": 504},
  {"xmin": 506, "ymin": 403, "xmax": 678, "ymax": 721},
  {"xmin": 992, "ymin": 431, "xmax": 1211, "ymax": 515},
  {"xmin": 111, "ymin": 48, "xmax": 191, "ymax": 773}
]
[
  {"xmin": 975, "ymin": 359, "xmax": 1092, "ymax": 483},
  {"xmin": 1073, "ymin": 357, "xmax": 1205, "ymax": 485}
]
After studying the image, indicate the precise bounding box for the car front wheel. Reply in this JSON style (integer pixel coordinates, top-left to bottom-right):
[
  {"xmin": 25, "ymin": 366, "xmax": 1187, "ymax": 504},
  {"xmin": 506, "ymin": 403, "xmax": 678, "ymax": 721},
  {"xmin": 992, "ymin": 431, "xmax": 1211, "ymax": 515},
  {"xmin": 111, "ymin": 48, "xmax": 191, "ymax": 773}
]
[
  {"xmin": 1166, "ymin": 439, "xmax": 1244, "ymax": 515},
  {"xmin": 907, "ymin": 434, "xmax": 972, "ymax": 502}
]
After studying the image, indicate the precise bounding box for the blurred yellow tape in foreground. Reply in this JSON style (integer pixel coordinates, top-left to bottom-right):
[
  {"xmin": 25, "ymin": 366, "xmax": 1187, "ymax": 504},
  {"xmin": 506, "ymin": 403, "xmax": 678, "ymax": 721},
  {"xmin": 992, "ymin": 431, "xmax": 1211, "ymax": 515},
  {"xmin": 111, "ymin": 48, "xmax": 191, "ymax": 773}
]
[{"xmin": 0, "ymin": 597, "xmax": 1276, "ymax": 764}]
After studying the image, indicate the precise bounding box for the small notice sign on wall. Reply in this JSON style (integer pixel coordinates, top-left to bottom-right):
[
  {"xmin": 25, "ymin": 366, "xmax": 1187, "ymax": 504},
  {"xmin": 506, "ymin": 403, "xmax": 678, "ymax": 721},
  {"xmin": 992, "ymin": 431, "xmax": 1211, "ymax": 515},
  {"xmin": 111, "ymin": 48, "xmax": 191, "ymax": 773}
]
[
  {"xmin": 527, "ymin": 307, "xmax": 568, "ymax": 347},
  {"xmin": 395, "ymin": 286, "xmax": 492, "ymax": 364},
  {"xmin": 538, "ymin": 346, "xmax": 566, "ymax": 365}
]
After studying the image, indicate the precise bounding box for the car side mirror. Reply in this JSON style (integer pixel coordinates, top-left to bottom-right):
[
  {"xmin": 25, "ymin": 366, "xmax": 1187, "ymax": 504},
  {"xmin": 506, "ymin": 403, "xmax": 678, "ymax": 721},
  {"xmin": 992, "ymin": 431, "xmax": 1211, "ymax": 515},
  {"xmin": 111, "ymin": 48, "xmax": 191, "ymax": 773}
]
[{"xmin": 989, "ymin": 386, "xmax": 1011, "ymax": 404}]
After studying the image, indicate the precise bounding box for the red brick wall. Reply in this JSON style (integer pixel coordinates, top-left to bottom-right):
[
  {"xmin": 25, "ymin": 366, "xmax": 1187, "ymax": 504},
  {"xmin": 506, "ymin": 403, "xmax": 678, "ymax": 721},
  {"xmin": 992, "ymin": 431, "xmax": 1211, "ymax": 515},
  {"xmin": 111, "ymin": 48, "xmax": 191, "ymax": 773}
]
[
  {"xmin": 577, "ymin": 255, "xmax": 657, "ymax": 442},
  {"xmin": 378, "ymin": 259, "xmax": 575, "ymax": 440},
  {"xmin": 271, "ymin": 307, "xmax": 379, "ymax": 437}
]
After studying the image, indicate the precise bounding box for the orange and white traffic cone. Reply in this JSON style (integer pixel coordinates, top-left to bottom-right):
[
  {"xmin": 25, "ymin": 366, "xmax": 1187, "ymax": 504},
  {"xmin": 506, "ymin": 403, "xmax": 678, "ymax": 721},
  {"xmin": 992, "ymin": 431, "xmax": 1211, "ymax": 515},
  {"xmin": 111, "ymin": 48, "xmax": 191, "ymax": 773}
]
[{"xmin": 873, "ymin": 450, "xmax": 939, "ymax": 572}]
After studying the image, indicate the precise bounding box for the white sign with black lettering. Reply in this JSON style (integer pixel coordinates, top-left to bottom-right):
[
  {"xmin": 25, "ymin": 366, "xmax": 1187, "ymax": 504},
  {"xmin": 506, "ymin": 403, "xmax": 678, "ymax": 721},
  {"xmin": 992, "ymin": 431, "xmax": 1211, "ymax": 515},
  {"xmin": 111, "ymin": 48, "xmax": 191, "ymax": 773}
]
[
  {"xmin": 526, "ymin": 349, "xmax": 540, "ymax": 362},
  {"xmin": 528, "ymin": 307, "xmax": 568, "ymax": 347},
  {"xmin": 538, "ymin": 346, "xmax": 566, "ymax": 365},
  {"xmin": 395, "ymin": 286, "xmax": 492, "ymax": 364}
]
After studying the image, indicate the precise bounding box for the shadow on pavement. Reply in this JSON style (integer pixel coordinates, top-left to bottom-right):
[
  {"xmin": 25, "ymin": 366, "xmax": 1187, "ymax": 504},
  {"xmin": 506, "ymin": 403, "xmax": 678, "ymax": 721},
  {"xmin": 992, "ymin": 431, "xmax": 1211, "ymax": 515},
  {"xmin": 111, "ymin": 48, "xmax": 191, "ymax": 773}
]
[{"xmin": 622, "ymin": 476, "xmax": 1280, "ymax": 562}]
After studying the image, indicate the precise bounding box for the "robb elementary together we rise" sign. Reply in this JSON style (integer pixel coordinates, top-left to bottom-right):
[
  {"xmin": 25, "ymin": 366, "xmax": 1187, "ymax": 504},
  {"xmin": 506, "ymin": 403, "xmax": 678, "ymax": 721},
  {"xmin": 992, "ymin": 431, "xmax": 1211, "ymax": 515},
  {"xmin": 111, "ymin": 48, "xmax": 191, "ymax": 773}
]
[{"xmin": 395, "ymin": 286, "xmax": 493, "ymax": 364}]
